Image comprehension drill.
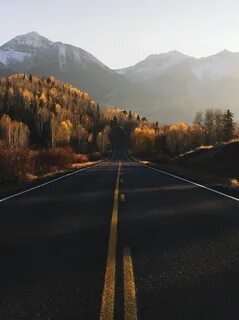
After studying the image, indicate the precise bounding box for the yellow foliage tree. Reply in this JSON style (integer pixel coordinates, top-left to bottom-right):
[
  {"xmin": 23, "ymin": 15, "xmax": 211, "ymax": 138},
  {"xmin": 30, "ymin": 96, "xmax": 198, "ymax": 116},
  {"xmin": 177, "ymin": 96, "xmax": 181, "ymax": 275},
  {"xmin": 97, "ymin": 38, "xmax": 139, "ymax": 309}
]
[{"xmin": 55, "ymin": 120, "xmax": 72, "ymax": 146}]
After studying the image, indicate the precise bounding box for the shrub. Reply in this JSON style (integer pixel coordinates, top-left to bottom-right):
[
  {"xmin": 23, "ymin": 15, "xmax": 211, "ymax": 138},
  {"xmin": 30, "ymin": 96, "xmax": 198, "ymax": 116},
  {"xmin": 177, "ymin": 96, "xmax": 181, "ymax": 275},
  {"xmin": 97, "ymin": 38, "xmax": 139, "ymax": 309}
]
[
  {"xmin": 73, "ymin": 153, "xmax": 89, "ymax": 163},
  {"xmin": 88, "ymin": 152, "xmax": 102, "ymax": 161},
  {"xmin": 34, "ymin": 147, "xmax": 74, "ymax": 174},
  {"xmin": 0, "ymin": 145, "xmax": 32, "ymax": 184}
]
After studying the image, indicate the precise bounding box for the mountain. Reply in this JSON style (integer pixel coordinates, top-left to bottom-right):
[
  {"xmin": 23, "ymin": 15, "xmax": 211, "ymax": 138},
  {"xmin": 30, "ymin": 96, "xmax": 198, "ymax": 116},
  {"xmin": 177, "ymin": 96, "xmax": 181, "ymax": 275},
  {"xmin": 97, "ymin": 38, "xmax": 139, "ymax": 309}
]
[
  {"xmin": 117, "ymin": 51, "xmax": 191, "ymax": 81},
  {"xmin": 0, "ymin": 32, "xmax": 155, "ymax": 118},
  {"xmin": 116, "ymin": 50, "xmax": 239, "ymax": 122},
  {"xmin": 1, "ymin": 32, "xmax": 239, "ymax": 123}
]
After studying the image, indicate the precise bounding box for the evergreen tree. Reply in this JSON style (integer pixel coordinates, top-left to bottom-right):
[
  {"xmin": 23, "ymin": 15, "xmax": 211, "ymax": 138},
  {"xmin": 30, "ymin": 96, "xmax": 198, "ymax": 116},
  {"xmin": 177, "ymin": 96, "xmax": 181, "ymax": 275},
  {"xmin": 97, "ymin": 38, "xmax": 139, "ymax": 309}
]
[
  {"xmin": 155, "ymin": 121, "xmax": 159, "ymax": 134},
  {"xmin": 96, "ymin": 103, "xmax": 100, "ymax": 120},
  {"xmin": 128, "ymin": 110, "xmax": 132, "ymax": 120},
  {"xmin": 222, "ymin": 109, "xmax": 234, "ymax": 141}
]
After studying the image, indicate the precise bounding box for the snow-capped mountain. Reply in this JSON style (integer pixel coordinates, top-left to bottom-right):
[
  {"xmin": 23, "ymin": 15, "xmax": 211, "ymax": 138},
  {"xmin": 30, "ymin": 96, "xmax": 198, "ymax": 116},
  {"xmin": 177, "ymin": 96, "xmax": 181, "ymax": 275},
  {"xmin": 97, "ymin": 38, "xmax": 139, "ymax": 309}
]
[
  {"xmin": 0, "ymin": 32, "xmax": 138, "ymax": 104},
  {"xmin": 1, "ymin": 31, "xmax": 52, "ymax": 53},
  {"xmin": 1, "ymin": 32, "xmax": 239, "ymax": 122},
  {"xmin": 0, "ymin": 32, "xmax": 52, "ymax": 66},
  {"xmin": 116, "ymin": 49, "xmax": 239, "ymax": 82},
  {"xmin": 0, "ymin": 32, "xmax": 155, "ymax": 117},
  {"xmin": 117, "ymin": 51, "xmax": 191, "ymax": 81},
  {"xmin": 0, "ymin": 31, "xmax": 108, "ymax": 71},
  {"xmin": 115, "ymin": 50, "xmax": 239, "ymax": 122}
]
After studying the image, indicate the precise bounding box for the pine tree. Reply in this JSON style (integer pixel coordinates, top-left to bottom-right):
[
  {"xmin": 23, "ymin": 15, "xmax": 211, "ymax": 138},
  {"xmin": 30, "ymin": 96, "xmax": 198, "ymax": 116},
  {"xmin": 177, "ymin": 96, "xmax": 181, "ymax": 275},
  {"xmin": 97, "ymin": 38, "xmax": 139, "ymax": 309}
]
[
  {"xmin": 128, "ymin": 110, "xmax": 132, "ymax": 120},
  {"xmin": 222, "ymin": 109, "xmax": 234, "ymax": 141},
  {"xmin": 155, "ymin": 121, "xmax": 159, "ymax": 134}
]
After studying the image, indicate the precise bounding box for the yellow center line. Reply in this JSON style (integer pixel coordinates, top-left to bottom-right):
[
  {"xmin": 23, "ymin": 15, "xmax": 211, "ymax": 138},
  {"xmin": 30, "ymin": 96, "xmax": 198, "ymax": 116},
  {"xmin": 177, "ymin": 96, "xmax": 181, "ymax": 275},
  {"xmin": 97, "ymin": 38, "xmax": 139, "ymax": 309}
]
[
  {"xmin": 120, "ymin": 193, "xmax": 125, "ymax": 202},
  {"xmin": 100, "ymin": 161, "xmax": 121, "ymax": 320},
  {"xmin": 123, "ymin": 247, "xmax": 138, "ymax": 320}
]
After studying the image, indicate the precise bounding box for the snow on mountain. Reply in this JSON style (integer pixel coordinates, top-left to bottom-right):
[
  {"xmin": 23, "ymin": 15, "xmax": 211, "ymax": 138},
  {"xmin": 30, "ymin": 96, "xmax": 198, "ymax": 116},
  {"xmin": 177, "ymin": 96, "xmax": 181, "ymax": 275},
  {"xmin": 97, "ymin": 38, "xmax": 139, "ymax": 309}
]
[
  {"xmin": 0, "ymin": 31, "xmax": 53, "ymax": 66},
  {"xmin": 191, "ymin": 50, "xmax": 239, "ymax": 80},
  {"xmin": 56, "ymin": 43, "xmax": 67, "ymax": 69},
  {"xmin": 1, "ymin": 31, "xmax": 52, "ymax": 53},
  {"xmin": 117, "ymin": 49, "xmax": 239, "ymax": 83},
  {"xmin": 71, "ymin": 46, "xmax": 108, "ymax": 69},
  {"xmin": 117, "ymin": 51, "xmax": 190, "ymax": 81},
  {"xmin": 0, "ymin": 31, "xmax": 109, "ymax": 72},
  {"xmin": 52, "ymin": 41, "xmax": 109, "ymax": 71},
  {"xmin": 0, "ymin": 50, "xmax": 31, "ymax": 65}
]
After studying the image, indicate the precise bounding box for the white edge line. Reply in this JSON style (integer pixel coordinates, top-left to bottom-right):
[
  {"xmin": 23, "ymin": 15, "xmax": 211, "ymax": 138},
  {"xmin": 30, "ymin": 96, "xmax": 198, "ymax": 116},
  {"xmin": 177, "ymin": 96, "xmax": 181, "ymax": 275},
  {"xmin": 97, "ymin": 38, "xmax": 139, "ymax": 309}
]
[
  {"xmin": 0, "ymin": 161, "xmax": 103, "ymax": 203},
  {"xmin": 127, "ymin": 154, "xmax": 239, "ymax": 203}
]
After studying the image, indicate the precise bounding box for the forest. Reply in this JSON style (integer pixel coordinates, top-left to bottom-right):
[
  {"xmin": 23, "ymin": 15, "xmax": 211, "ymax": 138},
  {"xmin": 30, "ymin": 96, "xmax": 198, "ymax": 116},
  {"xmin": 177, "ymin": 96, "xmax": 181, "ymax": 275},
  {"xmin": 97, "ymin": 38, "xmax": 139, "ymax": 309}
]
[
  {"xmin": 0, "ymin": 74, "xmax": 111, "ymax": 183},
  {"xmin": 129, "ymin": 108, "xmax": 237, "ymax": 159},
  {"xmin": 0, "ymin": 73, "xmax": 237, "ymax": 185}
]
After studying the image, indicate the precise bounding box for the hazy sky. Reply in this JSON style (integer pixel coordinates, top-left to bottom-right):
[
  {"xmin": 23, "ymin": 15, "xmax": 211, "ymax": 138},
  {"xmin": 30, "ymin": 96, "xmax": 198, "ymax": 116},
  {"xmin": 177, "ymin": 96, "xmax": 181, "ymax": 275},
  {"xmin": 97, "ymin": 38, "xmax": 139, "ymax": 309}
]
[{"xmin": 1, "ymin": 0, "xmax": 239, "ymax": 68}]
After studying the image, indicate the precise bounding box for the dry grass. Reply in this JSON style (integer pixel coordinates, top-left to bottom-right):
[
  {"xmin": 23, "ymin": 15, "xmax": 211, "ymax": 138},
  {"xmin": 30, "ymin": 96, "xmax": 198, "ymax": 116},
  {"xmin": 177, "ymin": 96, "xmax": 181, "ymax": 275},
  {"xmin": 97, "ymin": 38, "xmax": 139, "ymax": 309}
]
[
  {"xmin": 230, "ymin": 178, "xmax": 239, "ymax": 188},
  {"xmin": 197, "ymin": 145, "xmax": 214, "ymax": 150},
  {"xmin": 139, "ymin": 160, "xmax": 150, "ymax": 164},
  {"xmin": 25, "ymin": 173, "xmax": 38, "ymax": 181},
  {"xmin": 71, "ymin": 161, "xmax": 100, "ymax": 169}
]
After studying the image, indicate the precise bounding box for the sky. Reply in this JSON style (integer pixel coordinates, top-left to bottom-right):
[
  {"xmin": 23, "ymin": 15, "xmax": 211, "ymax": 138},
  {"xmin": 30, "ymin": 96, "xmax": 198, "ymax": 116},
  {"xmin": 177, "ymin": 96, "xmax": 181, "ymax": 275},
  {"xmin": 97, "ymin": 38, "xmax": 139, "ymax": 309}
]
[{"xmin": 1, "ymin": 0, "xmax": 239, "ymax": 69}]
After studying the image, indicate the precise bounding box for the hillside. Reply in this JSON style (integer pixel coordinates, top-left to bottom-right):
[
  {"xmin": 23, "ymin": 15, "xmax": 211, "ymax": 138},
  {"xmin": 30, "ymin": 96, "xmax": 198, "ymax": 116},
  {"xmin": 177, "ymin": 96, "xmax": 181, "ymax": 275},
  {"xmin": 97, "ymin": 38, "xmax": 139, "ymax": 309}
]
[
  {"xmin": 157, "ymin": 140, "xmax": 239, "ymax": 192},
  {"xmin": 173, "ymin": 141, "xmax": 239, "ymax": 180},
  {"xmin": 0, "ymin": 73, "xmax": 110, "ymax": 152}
]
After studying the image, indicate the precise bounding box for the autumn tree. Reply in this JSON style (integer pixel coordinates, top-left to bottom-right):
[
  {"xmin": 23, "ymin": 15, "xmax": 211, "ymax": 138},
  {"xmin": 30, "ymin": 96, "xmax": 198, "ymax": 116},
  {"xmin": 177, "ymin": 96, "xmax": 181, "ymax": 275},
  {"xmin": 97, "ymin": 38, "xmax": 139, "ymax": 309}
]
[
  {"xmin": 0, "ymin": 74, "xmax": 110, "ymax": 153},
  {"xmin": 0, "ymin": 114, "xmax": 29, "ymax": 148}
]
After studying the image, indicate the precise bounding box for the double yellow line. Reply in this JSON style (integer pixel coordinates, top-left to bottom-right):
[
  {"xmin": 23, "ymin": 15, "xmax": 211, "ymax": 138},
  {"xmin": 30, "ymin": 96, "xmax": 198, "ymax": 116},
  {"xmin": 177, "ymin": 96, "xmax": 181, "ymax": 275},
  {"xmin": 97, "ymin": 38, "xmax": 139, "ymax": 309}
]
[{"xmin": 100, "ymin": 162, "xmax": 137, "ymax": 320}]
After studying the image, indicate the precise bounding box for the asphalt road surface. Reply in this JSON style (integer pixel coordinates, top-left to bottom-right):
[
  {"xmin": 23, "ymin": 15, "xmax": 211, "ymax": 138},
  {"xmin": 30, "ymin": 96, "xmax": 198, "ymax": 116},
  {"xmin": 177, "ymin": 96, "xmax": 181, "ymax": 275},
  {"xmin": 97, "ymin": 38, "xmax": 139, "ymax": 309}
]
[{"xmin": 1, "ymin": 147, "xmax": 239, "ymax": 319}]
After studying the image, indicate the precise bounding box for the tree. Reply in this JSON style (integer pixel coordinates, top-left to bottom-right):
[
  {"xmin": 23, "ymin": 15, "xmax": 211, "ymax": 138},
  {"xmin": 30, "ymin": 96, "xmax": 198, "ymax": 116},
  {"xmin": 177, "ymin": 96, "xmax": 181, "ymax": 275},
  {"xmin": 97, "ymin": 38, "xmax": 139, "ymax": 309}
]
[
  {"xmin": 204, "ymin": 109, "xmax": 215, "ymax": 144},
  {"xmin": 0, "ymin": 114, "xmax": 29, "ymax": 148},
  {"xmin": 128, "ymin": 110, "xmax": 132, "ymax": 120},
  {"xmin": 130, "ymin": 124, "xmax": 156, "ymax": 153},
  {"xmin": 222, "ymin": 109, "xmax": 234, "ymax": 141},
  {"xmin": 167, "ymin": 122, "xmax": 188, "ymax": 155},
  {"xmin": 214, "ymin": 109, "xmax": 223, "ymax": 142}
]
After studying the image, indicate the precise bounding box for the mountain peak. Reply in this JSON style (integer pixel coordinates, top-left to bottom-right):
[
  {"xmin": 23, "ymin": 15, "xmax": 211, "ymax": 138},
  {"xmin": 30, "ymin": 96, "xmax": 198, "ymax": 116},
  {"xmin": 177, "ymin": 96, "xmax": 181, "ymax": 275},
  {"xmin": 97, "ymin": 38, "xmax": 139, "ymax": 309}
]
[
  {"xmin": 1, "ymin": 31, "xmax": 52, "ymax": 53},
  {"xmin": 26, "ymin": 31, "xmax": 41, "ymax": 37},
  {"xmin": 146, "ymin": 50, "xmax": 188, "ymax": 60},
  {"xmin": 215, "ymin": 49, "xmax": 234, "ymax": 57}
]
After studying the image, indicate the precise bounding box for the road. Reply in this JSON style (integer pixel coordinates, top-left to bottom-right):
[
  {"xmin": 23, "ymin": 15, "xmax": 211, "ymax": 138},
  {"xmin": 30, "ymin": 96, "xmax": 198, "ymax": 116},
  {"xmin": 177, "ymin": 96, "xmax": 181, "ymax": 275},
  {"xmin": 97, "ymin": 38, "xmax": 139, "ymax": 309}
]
[{"xmin": 1, "ymin": 147, "xmax": 239, "ymax": 319}]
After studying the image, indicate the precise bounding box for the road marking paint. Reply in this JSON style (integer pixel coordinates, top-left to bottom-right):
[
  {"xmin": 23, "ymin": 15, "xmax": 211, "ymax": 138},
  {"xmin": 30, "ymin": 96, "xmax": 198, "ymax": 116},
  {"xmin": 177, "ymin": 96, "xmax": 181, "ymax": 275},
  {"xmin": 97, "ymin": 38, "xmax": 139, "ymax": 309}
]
[
  {"xmin": 138, "ymin": 162, "xmax": 239, "ymax": 203},
  {"xmin": 100, "ymin": 162, "xmax": 121, "ymax": 320},
  {"xmin": 123, "ymin": 247, "xmax": 137, "ymax": 320},
  {"xmin": 121, "ymin": 193, "xmax": 125, "ymax": 202},
  {"xmin": 0, "ymin": 161, "xmax": 103, "ymax": 203}
]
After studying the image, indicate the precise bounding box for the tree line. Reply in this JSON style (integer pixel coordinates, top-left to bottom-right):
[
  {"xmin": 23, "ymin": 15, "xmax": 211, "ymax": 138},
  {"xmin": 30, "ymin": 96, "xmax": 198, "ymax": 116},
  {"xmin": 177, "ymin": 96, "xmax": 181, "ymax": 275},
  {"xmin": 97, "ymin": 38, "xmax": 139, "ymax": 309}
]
[
  {"xmin": 0, "ymin": 74, "xmax": 110, "ymax": 153},
  {"xmin": 130, "ymin": 108, "xmax": 236, "ymax": 157}
]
